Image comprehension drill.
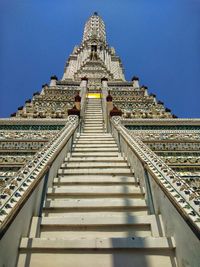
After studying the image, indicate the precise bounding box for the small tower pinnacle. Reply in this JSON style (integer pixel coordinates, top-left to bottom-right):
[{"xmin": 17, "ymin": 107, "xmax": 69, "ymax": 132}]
[{"xmin": 82, "ymin": 12, "xmax": 106, "ymax": 44}]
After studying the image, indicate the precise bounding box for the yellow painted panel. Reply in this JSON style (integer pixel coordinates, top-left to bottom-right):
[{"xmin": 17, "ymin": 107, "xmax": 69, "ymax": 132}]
[{"xmin": 87, "ymin": 93, "xmax": 101, "ymax": 99}]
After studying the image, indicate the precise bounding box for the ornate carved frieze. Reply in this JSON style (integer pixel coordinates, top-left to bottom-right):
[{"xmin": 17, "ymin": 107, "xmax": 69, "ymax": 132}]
[
  {"xmin": 124, "ymin": 120, "xmax": 200, "ymax": 197},
  {"xmin": 160, "ymin": 156, "xmax": 200, "ymax": 165},
  {"xmin": 0, "ymin": 155, "xmax": 32, "ymax": 165},
  {"xmin": 0, "ymin": 131, "xmax": 58, "ymax": 140}
]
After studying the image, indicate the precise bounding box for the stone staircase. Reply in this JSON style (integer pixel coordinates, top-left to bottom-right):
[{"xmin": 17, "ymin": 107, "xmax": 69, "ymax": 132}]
[{"xmin": 17, "ymin": 98, "xmax": 177, "ymax": 267}]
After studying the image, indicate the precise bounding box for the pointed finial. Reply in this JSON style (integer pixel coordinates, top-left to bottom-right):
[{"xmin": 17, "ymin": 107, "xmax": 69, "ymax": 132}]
[{"xmin": 94, "ymin": 11, "xmax": 98, "ymax": 16}]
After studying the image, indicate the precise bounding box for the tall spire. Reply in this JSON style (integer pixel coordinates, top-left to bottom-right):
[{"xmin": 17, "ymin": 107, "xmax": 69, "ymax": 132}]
[
  {"xmin": 82, "ymin": 12, "xmax": 106, "ymax": 44},
  {"xmin": 62, "ymin": 12, "xmax": 125, "ymax": 81}
]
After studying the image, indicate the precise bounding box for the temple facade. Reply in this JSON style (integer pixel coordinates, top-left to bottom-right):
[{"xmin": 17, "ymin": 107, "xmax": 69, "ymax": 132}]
[{"xmin": 0, "ymin": 12, "xmax": 200, "ymax": 267}]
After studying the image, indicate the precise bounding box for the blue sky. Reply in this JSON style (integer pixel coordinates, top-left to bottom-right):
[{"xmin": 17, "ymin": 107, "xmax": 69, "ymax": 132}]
[{"xmin": 0, "ymin": 0, "xmax": 200, "ymax": 118}]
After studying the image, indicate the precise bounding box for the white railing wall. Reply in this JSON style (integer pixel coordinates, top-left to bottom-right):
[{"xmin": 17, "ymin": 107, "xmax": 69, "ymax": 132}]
[
  {"xmin": 80, "ymin": 85, "xmax": 87, "ymax": 132},
  {"xmin": 0, "ymin": 115, "xmax": 79, "ymax": 267},
  {"xmin": 101, "ymin": 86, "xmax": 108, "ymax": 132},
  {"xmin": 111, "ymin": 116, "xmax": 200, "ymax": 267}
]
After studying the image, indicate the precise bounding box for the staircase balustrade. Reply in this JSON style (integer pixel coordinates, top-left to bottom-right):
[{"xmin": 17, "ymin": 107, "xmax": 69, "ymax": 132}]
[
  {"xmin": 111, "ymin": 116, "xmax": 200, "ymax": 233},
  {"xmin": 80, "ymin": 85, "xmax": 87, "ymax": 132},
  {"xmin": 101, "ymin": 86, "xmax": 108, "ymax": 132},
  {"xmin": 111, "ymin": 115, "xmax": 200, "ymax": 265}
]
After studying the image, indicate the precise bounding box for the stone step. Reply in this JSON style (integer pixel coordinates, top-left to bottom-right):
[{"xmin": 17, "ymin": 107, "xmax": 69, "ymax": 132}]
[
  {"xmin": 78, "ymin": 137, "xmax": 114, "ymax": 140},
  {"xmin": 83, "ymin": 129, "xmax": 104, "ymax": 131},
  {"xmin": 84, "ymin": 124, "xmax": 103, "ymax": 126},
  {"xmin": 86, "ymin": 104, "xmax": 101, "ymax": 106},
  {"xmin": 86, "ymin": 110, "xmax": 102, "ymax": 112},
  {"xmin": 84, "ymin": 122, "xmax": 103, "ymax": 124},
  {"xmin": 85, "ymin": 116, "xmax": 102, "ymax": 117},
  {"xmin": 85, "ymin": 117, "xmax": 102, "ymax": 119},
  {"xmin": 71, "ymin": 152, "xmax": 120, "ymax": 157},
  {"xmin": 85, "ymin": 114, "xmax": 103, "ymax": 118},
  {"xmin": 84, "ymin": 120, "xmax": 102, "ymax": 123},
  {"xmin": 43, "ymin": 210, "xmax": 148, "ymax": 217},
  {"xmin": 78, "ymin": 139, "xmax": 113, "ymax": 144},
  {"xmin": 86, "ymin": 106, "xmax": 102, "ymax": 108},
  {"xmin": 83, "ymin": 133, "xmax": 105, "ymax": 135},
  {"xmin": 86, "ymin": 111, "xmax": 102, "ymax": 113},
  {"xmin": 80, "ymin": 125, "xmax": 105, "ymax": 128},
  {"xmin": 85, "ymin": 114, "xmax": 102, "ymax": 116},
  {"xmin": 53, "ymin": 175, "xmax": 137, "ymax": 185},
  {"xmin": 85, "ymin": 109, "xmax": 102, "ymax": 111},
  {"xmin": 84, "ymin": 118, "xmax": 103, "ymax": 120},
  {"xmin": 84, "ymin": 118, "xmax": 103, "ymax": 121},
  {"xmin": 86, "ymin": 104, "xmax": 101, "ymax": 105},
  {"xmin": 85, "ymin": 113, "xmax": 102, "ymax": 115},
  {"xmin": 39, "ymin": 214, "xmax": 158, "ymax": 238},
  {"xmin": 73, "ymin": 144, "xmax": 118, "ymax": 148},
  {"xmin": 19, "ymin": 236, "xmax": 175, "ymax": 249},
  {"xmin": 47, "ymin": 185, "xmax": 143, "ymax": 198},
  {"xmin": 76, "ymin": 140, "xmax": 116, "ymax": 144},
  {"xmin": 19, "ymin": 237, "xmax": 176, "ymax": 267},
  {"xmin": 84, "ymin": 124, "xmax": 103, "ymax": 130},
  {"xmin": 83, "ymin": 130, "xmax": 104, "ymax": 132},
  {"xmin": 58, "ymin": 168, "xmax": 132, "ymax": 175},
  {"xmin": 83, "ymin": 131, "xmax": 105, "ymax": 134},
  {"xmin": 85, "ymin": 114, "xmax": 102, "ymax": 115},
  {"xmin": 80, "ymin": 133, "xmax": 112, "ymax": 136},
  {"xmin": 84, "ymin": 121, "xmax": 103, "ymax": 123},
  {"xmin": 77, "ymin": 140, "xmax": 114, "ymax": 143},
  {"xmin": 40, "ymin": 213, "xmax": 156, "ymax": 228},
  {"xmin": 40, "ymin": 227, "xmax": 151, "ymax": 239},
  {"xmin": 85, "ymin": 111, "xmax": 102, "ymax": 113},
  {"xmin": 83, "ymin": 131, "xmax": 105, "ymax": 133},
  {"xmin": 65, "ymin": 156, "xmax": 124, "ymax": 162},
  {"xmin": 44, "ymin": 198, "xmax": 147, "ymax": 211},
  {"xmin": 73, "ymin": 148, "xmax": 118, "ymax": 152},
  {"xmin": 84, "ymin": 112, "xmax": 103, "ymax": 116},
  {"xmin": 83, "ymin": 126, "xmax": 104, "ymax": 128},
  {"xmin": 61, "ymin": 162, "xmax": 128, "ymax": 168},
  {"xmin": 83, "ymin": 127, "xmax": 104, "ymax": 130},
  {"xmin": 43, "ymin": 210, "xmax": 147, "ymax": 219},
  {"xmin": 84, "ymin": 122, "xmax": 103, "ymax": 125},
  {"xmin": 85, "ymin": 115, "xmax": 102, "ymax": 117},
  {"xmin": 86, "ymin": 103, "xmax": 101, "ymax": 105}
]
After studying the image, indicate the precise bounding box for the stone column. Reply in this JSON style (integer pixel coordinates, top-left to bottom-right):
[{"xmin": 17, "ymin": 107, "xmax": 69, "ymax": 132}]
[
  {"xmin": 41, "ymin": 83, "xmax": 49, "ymax": 95},
  {"xmin": 75, "ymin": 92, "xmax": 81, "ymax": 111},
  {"xmin": 101, "ymin": 77, "xmax": 108, "ymax": 89},
  {"xmin": 80, "ymin": 77, "xmax": 88, "ymax": 88},
  {"xmin": 106, "ymin": 90, "xmax": 114, "ymax": 132},
  {"xmin": 106, "ymin": 90, "xmax": 113, "ymax": 114},
  {"xmin": 132, "ymin": 76, "xmax": 140, "ymax": 89},
  {"xmin": 49, "ymin": 75, "xmax": 58, "ymax": 87},
  {"xmin": 144, "ymin": 86, "xmax": 148, "ymax": 96},
  {"xmin": 101, "ymin": 78, "xmax": 109, "ymax": 132}
]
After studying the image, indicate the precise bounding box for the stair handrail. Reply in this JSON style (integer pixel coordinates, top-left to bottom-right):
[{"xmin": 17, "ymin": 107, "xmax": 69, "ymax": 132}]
[
  {"xmin": 101, "ymin": 86, "xmax": 108, "ymax": 132},
  {"xmin": 0, "ymin": 115, "xmax": 79, "ymax": 236},
  {"xmin": 80, "ymin": 85, "xmax": 87, "ymax": 132},
  {"xmin": 111, "ymin": 116, "xmax": 200, "ymax": 238}
]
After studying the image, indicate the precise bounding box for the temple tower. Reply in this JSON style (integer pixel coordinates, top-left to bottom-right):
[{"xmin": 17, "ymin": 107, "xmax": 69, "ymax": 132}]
[
  {"xmin": 62, "ymin": 12, "xmax": 125, "ymax": 84},
  {"xmin": 0, "ymin": 12, "xmax": 200, "ymax": 267}
]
